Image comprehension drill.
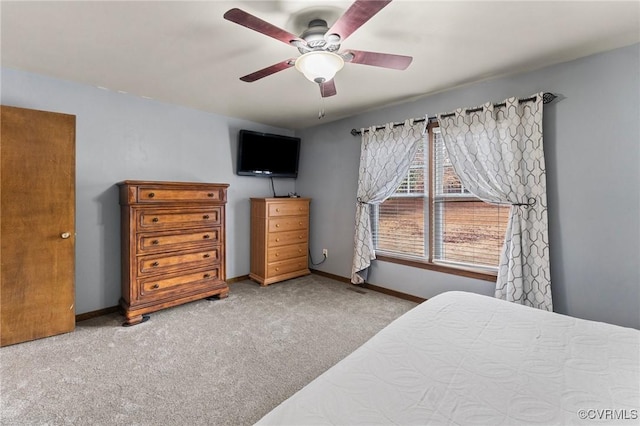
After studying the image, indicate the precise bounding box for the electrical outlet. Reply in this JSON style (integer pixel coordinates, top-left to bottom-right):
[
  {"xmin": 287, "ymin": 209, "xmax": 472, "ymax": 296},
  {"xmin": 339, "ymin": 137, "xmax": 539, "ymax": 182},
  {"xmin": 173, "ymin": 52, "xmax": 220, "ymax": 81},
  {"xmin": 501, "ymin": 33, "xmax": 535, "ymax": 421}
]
[{"xmin": 322, "ymin": 249, "xmax": 328, "ymax": 258}]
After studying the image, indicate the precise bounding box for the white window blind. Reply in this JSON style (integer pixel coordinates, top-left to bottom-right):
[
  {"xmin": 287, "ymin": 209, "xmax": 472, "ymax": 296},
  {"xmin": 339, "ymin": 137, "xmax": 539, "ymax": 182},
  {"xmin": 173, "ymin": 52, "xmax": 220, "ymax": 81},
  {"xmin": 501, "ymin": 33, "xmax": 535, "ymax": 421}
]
[
  {"xmin": 432, "ymin": 128, "xmax": 510, "ymax": 269},
  {"xmin": 372, "ymin": 124, "xmax": 510, "ymax": 271},
  {"xmin": 372, "ymin": 138, "xmax": 427, "ymax": 258}
]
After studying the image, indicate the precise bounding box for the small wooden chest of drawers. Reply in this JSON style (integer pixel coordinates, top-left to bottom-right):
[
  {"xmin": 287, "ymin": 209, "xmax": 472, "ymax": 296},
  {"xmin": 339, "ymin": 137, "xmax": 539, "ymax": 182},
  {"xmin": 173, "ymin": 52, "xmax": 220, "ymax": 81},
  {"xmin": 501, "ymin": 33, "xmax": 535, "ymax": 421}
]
[
  {"xmin": 118, "ymin": 180, "xmax": 229, "ymax": 325},
  {"xmin": 250, "ymin": 198, "xmax": 311, "ymax": 286}
]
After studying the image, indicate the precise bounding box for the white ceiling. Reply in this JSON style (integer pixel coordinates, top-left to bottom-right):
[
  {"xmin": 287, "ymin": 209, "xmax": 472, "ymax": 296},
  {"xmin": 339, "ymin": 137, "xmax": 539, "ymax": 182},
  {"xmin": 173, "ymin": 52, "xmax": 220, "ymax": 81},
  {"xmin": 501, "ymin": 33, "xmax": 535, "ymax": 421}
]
[{"xmin": 1, "ymin": 1, "xmax": 639, "ymax": 129}]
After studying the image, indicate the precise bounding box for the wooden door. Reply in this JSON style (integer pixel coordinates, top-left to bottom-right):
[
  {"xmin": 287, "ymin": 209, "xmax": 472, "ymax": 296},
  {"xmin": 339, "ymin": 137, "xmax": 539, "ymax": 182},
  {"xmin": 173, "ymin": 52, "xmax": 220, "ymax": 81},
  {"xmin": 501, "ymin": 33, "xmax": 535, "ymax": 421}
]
[{"xmin": 1, "ymin": 105, "xmax": 76, "ymax": 346}]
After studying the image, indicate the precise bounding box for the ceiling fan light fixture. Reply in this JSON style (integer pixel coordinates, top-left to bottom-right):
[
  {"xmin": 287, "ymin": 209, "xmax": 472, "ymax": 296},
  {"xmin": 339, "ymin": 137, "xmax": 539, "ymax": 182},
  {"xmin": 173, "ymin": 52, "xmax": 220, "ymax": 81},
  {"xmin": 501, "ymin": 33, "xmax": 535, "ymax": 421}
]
[{"xmin": 295, "ymin": 51, "xmax": 344, "ymax": 84}]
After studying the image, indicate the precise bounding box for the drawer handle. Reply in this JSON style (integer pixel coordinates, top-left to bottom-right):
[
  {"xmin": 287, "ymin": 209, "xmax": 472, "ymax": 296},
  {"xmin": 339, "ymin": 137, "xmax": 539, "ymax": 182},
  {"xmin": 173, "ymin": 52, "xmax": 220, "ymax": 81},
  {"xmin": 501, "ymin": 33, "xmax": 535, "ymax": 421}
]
[
  {"xmin": 203, "ymin": 234, "xmax": 210, "ymax": 239},
  {"xmin": 203, "ymin": 273, "xmax": 211, "ymax": 278},
  {"xmin": 276, "ymin": 208, "xmax": 280, "ymax": 212},
  {"xmin": 207, "ymin": 193, "xmax": 214, "ymax": 197},
  {"xmin": 298, "ymin": 222, "xmax": 302, "ymax": 225},
  {"xmin": 298, "ymin": 249, "xmax": 302, "ymax": 253},
  {"xmin": 275, "ymin": 238, "xmax": 280, "ymax": 242},
  {"xmin": 275, "ymin": 224, "xmax": 280, "ymax": 228},
  {"xmin": 151, "ymin": 261, "xmax": 159, "ymax": 267},
  {"xmin": 152, "ymin": 217, "xmax": 159, "ymax": 223},
  {"xmin": 275, "ymin": 253, "xmax": 279, "ymax": 257},
  {"xmin": 151, "ymin": 239, "xmax": 159, "ymax": 245},
  {"xmin": 275, "ymin": 267, "xmax": 279, "ymax": 272},
  {"xmin": 203, "ymin": 253, "xmax": 211, "ymax": 258},
  {"xmin": 151, "ymin": 284, "xmax": 159, "ymax": 289},
  {"xmin": 298, "ymin": 235, "xmax": 303, "ymax": 239},
  {"xmin": 148, "ymin": 192, "xmax": 155, "ymax": 198},
  {"xmin": 203, "ymin": 214, "xmax": 210, "ymax": 220}
]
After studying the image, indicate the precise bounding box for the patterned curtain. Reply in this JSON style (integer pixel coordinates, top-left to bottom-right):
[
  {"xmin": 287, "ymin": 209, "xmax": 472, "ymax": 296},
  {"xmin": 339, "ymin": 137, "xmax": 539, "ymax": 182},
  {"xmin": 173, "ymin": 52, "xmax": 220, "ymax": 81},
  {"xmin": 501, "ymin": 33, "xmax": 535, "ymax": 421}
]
[
  {"xmin": 351, "ymin": 119, "xmax": 425, "ymax": 284},
  {"xmin": 438, "ymin": 93, "xmax": 552, "ymax": 311}
]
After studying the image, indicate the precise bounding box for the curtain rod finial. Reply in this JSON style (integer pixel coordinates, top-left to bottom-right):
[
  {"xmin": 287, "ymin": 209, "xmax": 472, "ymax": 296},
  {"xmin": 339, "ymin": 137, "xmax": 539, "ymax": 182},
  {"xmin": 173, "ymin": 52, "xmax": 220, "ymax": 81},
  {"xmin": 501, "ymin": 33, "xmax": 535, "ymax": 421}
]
[
  {"xmin": 543, "ymin": 92, "xmax": 557, "ymax": 104},
  {"xmin": 351, "ymin": 128, "xmax": 360, "ymax": 136}
]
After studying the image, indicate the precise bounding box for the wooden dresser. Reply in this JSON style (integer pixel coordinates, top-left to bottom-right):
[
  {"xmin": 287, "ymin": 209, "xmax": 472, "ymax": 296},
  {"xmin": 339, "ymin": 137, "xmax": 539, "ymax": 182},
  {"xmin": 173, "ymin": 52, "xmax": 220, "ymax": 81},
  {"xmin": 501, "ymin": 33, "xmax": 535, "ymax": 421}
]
[
  {"xmin": 250, "ymin": 198, "xmax": 311, "ymax": 286},
  {"xmin": 118, "ymin": 180, "xmax": 229, "ymax": 326}
]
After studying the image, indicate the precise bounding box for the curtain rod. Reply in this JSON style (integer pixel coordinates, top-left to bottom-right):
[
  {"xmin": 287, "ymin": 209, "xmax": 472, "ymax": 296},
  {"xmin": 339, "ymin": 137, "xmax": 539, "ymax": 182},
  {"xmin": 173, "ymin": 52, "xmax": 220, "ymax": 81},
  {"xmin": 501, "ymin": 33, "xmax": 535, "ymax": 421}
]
[{"xmin": 350, "ymin": 92, "xmax": 557, "ymax": 136}]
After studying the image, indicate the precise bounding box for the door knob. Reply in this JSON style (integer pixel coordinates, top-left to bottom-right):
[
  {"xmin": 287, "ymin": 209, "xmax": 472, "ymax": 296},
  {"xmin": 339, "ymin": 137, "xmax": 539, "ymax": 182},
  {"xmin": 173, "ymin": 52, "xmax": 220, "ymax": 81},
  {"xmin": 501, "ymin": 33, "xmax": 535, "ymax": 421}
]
[{"xmin": 61, "ymin": 232, "xmax": 71, "ymax": 239}]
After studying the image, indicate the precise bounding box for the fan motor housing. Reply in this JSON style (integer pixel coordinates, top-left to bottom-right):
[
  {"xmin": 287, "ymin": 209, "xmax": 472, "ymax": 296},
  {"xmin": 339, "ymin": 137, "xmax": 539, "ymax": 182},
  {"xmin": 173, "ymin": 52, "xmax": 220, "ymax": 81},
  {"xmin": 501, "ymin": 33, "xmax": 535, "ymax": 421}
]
[{"xmin": 298, "ymin": 19, "xmax": 340, "ymax": 53}]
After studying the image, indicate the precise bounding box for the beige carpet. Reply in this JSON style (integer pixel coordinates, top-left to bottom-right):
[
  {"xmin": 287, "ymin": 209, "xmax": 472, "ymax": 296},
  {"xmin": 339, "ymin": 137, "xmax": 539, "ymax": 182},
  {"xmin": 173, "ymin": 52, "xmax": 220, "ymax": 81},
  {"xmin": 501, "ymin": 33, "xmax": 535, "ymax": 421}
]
[{"xmin": 0, "ymin": 274, "xmax": 417, "ymax": 425}]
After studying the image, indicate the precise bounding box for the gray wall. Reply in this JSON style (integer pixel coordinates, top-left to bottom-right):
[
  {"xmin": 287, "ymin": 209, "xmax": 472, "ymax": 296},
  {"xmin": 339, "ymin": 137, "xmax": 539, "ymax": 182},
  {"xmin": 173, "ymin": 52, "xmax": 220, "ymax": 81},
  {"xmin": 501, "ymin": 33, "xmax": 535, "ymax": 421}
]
[
  {"xmin": 1, "ymin": 68, "xmax": 296, "ymax": 315},
  {"xmin": 296, "ymin": 43, "xmax": 640, "ymax": 329},
  {"xmin": 3, "ymin": 43, "xmax": 638, "ymax": 328}
]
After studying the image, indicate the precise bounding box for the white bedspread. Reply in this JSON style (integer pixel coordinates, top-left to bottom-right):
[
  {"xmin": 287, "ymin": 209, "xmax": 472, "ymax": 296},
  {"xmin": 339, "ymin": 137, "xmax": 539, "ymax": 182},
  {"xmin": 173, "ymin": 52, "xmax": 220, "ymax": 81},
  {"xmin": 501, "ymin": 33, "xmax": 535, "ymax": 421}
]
[{"xmin": 257, "ymin": 291, "xmax": 639, "ymax": 425}]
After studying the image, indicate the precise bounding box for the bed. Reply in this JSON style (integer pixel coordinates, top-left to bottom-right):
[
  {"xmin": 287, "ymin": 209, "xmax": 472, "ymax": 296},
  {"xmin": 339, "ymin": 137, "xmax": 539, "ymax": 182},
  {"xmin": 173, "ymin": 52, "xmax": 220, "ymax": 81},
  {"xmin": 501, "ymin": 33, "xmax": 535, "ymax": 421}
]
[{"xmin": 257, "ymin": 291, "xmax": 639, "ymax": 425}]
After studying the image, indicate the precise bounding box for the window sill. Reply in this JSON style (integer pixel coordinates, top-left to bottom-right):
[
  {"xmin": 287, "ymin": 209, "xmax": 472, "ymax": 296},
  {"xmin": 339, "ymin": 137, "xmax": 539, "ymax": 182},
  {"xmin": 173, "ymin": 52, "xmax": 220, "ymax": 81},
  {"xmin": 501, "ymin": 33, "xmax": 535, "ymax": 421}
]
[{"xmin": 375, "ymin": 254, "xmax": 498, "ymax": 282}]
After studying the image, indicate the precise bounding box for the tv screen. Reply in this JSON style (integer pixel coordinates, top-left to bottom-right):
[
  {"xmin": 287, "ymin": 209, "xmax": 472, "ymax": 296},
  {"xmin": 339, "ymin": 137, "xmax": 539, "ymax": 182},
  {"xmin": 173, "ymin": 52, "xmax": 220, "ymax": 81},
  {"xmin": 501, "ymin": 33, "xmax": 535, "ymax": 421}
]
[{"xmin": 236, "ymin": 130, "xmax": 300, "ymax": 178}]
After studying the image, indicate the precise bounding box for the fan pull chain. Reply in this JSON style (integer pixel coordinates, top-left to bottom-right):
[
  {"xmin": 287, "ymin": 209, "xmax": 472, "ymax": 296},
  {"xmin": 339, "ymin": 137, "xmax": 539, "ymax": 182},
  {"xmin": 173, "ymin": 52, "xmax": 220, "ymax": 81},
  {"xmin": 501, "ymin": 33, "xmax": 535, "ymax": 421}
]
[{"xmin": 318, "ymin": 84, "xmax": 326, "ymax": 120}]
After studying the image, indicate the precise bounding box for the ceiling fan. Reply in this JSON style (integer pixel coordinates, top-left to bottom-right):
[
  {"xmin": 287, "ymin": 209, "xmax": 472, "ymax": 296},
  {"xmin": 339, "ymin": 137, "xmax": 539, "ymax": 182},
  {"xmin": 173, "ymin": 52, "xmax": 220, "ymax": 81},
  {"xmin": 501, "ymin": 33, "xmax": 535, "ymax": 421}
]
[{"xmin": 223, "ymin": 0, "xmax": 413, "ymax": 98}]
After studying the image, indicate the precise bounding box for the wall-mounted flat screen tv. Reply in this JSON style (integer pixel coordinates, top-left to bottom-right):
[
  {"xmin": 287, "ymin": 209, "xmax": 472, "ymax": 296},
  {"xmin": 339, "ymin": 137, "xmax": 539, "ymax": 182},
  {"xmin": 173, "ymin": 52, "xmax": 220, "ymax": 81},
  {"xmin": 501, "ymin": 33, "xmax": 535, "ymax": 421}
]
[{"xmin": 236, "ymin": 130, "xmax": 301, "ymax": 178}]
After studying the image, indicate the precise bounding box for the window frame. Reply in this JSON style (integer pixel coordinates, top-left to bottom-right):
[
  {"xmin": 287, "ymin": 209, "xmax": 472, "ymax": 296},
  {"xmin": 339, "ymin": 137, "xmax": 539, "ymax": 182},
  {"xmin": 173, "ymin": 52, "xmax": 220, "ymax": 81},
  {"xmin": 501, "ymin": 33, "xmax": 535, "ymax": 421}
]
[{"xmin": 373, "ymin": 122, "xmax": 499, "ymax": 282}]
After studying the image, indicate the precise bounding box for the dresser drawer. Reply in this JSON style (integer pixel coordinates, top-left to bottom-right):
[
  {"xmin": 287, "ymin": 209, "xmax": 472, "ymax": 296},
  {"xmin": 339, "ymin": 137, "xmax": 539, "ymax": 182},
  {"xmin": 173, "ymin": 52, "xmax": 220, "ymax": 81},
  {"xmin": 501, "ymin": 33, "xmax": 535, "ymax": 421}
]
[
  {"xmin": 267, "ymin": 256, "xmax": 308, "ymax": 277},
  {"xmin": 268, "ymin": 201, "xmax": 309, "ymax": 217},
  {"xmin": 268, "ymin": 216, "xmax": 307, "ymax": 233},
  {"xmin": 136, "ymin": 186, "xmax": 225, "ymax": 203},
  {"xmin": 137, "ymin": 207, "xmax": 221, "ymax": 230},
  {"xmin": 137, "ymin": 228, "xmax": 220, "ymax": 253},
  {"xmin": 138, "ymin": 267, "xmax": 223, "ymax": 300},
  {"xmin": 267, "ymin": 243, "xmax": 307, "ymax": 263},
  {"xmin": 268, "ymin": 230, "xmax": 307, "ymax": 247},
  {"xmin": 138, "ymin": 247, "xmax": 220, "ymax": 276}
]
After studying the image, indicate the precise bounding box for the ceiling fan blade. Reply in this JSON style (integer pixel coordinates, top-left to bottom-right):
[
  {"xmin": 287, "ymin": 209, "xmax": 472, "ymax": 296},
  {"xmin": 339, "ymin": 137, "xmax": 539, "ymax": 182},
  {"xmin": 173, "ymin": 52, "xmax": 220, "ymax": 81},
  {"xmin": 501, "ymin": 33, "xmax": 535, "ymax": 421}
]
[
  {"xmin": 343, "ymin": 50, "xmax": 412, "ymax": 70},
  {"xmin": 326, "ymin": 0, "xmax": 392, "ymax": 42},
  {"xmin": 319, "ymin": 79, "xmax": 337, "ymax": 98},
  {"xmin": 224, "ymin": 8, "xmax": 305, "ymax": 47},
  {"xmin": 240, "ymin": 59, "xmax": 295, "ymax": 82}
]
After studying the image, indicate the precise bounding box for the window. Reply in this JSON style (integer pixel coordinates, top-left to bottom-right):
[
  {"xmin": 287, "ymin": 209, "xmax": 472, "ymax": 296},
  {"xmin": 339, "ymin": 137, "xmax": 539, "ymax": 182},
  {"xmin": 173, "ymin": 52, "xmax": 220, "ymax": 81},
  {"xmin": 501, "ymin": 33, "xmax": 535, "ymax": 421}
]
[{"xmin": 372, "ymin": 123, "xmax": 510, "ymax": 279}]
